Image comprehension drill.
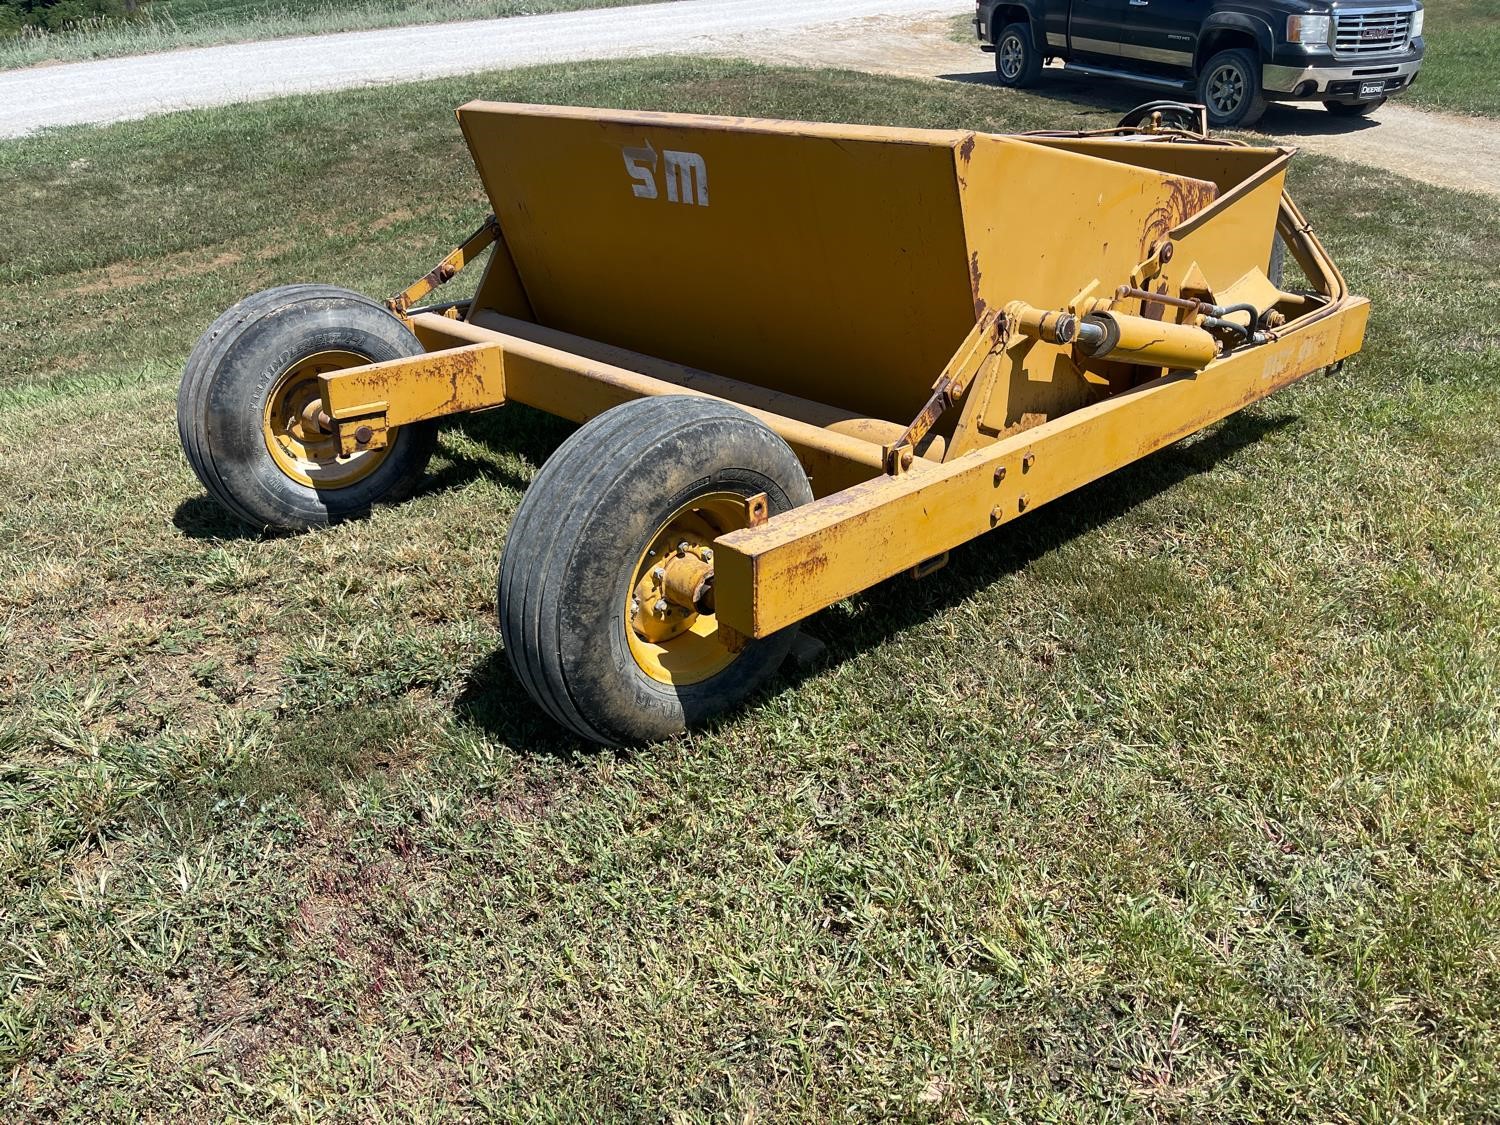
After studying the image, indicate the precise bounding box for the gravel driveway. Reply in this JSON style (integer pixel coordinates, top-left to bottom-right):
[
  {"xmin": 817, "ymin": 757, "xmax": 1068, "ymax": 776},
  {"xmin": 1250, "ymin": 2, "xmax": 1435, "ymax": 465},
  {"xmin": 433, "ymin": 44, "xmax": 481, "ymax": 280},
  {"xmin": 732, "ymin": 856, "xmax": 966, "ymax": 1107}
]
[{"xmin": 0, "ymin": 0, "xmax": 964, "ymax": 137}]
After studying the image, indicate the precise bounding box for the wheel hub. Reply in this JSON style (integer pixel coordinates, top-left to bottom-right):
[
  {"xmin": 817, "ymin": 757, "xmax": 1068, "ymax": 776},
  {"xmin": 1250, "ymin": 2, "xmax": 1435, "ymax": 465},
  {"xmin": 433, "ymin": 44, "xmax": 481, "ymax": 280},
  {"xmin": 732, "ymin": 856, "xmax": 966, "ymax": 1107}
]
[
  {"xmin": 631, "ymin": 542, "xmax": 714, "ymax": 644},
  {"xmin": 1208, "ymin": 66, "xmax": 1244, "ymax": 114},
  {"xmin": 624, "ymin": 492, "xmax": 749, "ymax": 686},
  {"xmin": 999, "ymin": 36, "xmax": 1023, "ymax": 78},
  {"xmin": 262, "ymin": 349, "xmax": 389, "ymax": 489}
]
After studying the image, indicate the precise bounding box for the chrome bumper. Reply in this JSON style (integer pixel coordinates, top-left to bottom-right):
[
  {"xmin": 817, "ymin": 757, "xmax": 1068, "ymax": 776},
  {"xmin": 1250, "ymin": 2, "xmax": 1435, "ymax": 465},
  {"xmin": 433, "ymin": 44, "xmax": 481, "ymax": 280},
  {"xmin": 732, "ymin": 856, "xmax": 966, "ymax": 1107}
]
[{"xmin": 1263, "ymin": 58, "xmax": 1422, "ymax": 96}]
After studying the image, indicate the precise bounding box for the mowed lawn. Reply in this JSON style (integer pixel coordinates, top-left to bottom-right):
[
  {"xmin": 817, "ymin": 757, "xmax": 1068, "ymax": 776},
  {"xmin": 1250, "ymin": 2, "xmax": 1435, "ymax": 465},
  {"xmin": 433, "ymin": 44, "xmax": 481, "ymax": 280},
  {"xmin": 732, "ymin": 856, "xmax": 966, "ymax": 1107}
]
[
  {"xmin": 2, "ymin": 58, "xmax": 1498, "ymax": 1119},
  {"xmin": 1410, "ymin": 0, "xmax": 1500, "ymax": 116}
]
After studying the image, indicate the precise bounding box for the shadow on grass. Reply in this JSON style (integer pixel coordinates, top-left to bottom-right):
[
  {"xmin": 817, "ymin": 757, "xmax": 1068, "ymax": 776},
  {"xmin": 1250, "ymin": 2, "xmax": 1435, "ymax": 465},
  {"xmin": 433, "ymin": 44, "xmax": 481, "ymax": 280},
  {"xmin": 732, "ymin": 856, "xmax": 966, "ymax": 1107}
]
[
  {"xmin": 797, "ymin": 409, "xmax": 1295, "ymax": 671},
  {"xmin": 456, "ymin": 408, "xmax": 1297, "ymax": 750},
  {"xmin": 456, "ymin": 650, "xmax": 616, "ymax": 759},
  {"xmin": 171, "ymin": 404, "xmax": 577, "ymax": 541},
  {"xmin": 937, "ymin": 66, "xmax": 1384, "ymax": 137},
  {"xmin": 424, "ymin": 404, "xmax": 575, "ymax": 496},
  {"xmin": 173, "ymin": 495, "xmax": 262, "ymax": 541}
]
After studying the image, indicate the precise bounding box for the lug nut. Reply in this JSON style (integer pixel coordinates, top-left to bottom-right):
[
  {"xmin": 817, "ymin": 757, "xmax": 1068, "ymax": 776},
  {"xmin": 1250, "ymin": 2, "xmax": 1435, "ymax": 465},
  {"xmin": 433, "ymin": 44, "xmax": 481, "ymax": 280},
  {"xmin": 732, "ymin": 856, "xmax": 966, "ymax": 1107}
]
[
  {"xmin": 652, "ymin": 566, "xmax": 666, "ymax": 581},
  {"xmin": 654, "ymin": 598, "xmax": 669, "ymax": 614}
]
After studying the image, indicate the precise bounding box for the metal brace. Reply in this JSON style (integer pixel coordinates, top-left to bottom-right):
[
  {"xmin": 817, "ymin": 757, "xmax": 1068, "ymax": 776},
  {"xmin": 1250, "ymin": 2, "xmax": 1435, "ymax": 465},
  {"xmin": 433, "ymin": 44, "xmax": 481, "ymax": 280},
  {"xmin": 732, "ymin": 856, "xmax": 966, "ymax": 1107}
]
[
  {"xmin": 388, "ymin": 214, "xmax": 500, "ymax": 316},
  {"xmin": 886, "ymin": 311, "xmax": 1009, "ymax": 474}
]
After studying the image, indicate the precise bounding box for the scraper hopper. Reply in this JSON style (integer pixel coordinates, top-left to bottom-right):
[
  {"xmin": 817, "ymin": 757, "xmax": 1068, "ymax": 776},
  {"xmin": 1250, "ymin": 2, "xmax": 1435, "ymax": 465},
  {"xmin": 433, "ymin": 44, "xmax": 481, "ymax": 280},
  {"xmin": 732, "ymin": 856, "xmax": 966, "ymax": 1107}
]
[{"xmin": 177, "ymin": 102, "xmax": 1369, "ymax": 744}]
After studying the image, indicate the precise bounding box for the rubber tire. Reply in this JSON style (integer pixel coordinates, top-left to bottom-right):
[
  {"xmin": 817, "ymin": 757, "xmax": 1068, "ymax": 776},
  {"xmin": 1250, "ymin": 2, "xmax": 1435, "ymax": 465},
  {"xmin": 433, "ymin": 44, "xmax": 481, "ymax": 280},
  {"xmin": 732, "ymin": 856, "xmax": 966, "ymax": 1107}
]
[
  {"xmin": 994, "ymin": 22, "xmax": 1043, "ymax": 89},
  {"xmin": 176, "ymin": 285, "xmax": 439, "ymax": 532},
  {"xmin": 498, "ymin": 396, "xmax": 814, "ymax": 746},
  {"xmin": 1196, "ymin": 48, "xmax": 1268, "ymax": 129},
  {"xmin": 1324, "ymin": 98, "xmax": 1385, "ymax": 117}
]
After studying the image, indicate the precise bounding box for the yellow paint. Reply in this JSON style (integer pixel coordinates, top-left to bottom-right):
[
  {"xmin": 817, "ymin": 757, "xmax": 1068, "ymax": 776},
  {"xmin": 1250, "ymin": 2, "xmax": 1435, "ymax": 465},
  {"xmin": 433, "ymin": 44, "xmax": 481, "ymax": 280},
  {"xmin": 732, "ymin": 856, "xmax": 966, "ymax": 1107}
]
[
  {"xmin": 625, "ymin": 492, "xmax": 748, "ymax": 686},
  {"xmin": 1087, "ymin": 311, "xmax": 1221, "ymax": 370},
  {"xmin": 334, "ymin": 105, "xmax": 1369, "ymax": 641},
  {"xmin": 456, "ymin": 102, "xmax": 977, "ymax": 425},
  {"xmin": 388, "ymin": 216, "xmax": 498, "ymax": 314},
  {"xmin": 262, "ymin": 350, "xmax": 390, "ymax": 489},
  {"xmin": 713, "ymin": 298, "xmax": 1370, "ymax": 638},
  {"xmin": 318, "ymin": 342, "xmax": 505, "ymax": 454}
]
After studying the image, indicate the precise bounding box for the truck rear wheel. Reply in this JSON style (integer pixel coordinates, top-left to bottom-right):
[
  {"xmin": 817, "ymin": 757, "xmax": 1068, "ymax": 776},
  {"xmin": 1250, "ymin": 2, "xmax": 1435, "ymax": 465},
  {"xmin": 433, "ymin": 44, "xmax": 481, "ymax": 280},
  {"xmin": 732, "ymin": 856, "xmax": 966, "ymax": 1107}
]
[
  {"xmin": 1197, "ymin": 48, "xmax": 1268, "ymax": 128},
  {"xmin": 498, "ymin": 396, "xmax": 813, "ymax": 746},
  {"xmin": 994, "ymin": 22, "xmax": 1043, "ymax": 88},
  {"xmin": 177, "ymin": 285, "xmax": 438, "ymax": 531}
]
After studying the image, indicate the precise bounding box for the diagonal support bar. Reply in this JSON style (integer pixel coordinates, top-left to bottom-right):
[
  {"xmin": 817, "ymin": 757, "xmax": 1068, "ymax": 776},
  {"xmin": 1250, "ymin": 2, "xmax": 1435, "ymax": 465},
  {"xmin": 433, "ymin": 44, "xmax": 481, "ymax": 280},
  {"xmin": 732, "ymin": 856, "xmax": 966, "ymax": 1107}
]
[
  {"xmin": 885, "ymin": 312, "xmax": 1008, "ymax": 472},
  {"xmin": 388, "ymin": 214, "xmax": 500, "ymax": 315}
]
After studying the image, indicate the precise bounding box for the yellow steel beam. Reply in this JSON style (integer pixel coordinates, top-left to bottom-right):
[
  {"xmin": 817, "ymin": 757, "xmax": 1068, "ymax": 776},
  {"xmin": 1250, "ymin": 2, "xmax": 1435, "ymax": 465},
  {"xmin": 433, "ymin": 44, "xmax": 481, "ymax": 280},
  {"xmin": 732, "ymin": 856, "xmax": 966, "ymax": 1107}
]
[
  {"xmin": 406, "ymin": 312, "xmax": 896, "ymax": 496},
  {"xmin": 319, "ymin": 313, "xmax": 899, "ymax": 493},
  {"xmin": 319, "ymin": 342, "xmax": 504, "ymax": 455},
  {"xmin": 711, "ymin": 297, "xmax": 1370, "ymax": 638}
]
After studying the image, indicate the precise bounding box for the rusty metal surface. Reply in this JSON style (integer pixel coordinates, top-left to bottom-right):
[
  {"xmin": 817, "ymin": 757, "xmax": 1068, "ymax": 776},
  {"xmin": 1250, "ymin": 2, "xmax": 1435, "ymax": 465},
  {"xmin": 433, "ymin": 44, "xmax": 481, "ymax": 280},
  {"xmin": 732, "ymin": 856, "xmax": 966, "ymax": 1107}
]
[{"xmin": 319, "ymin": 341, "xmax": 506, "ymax": 454}]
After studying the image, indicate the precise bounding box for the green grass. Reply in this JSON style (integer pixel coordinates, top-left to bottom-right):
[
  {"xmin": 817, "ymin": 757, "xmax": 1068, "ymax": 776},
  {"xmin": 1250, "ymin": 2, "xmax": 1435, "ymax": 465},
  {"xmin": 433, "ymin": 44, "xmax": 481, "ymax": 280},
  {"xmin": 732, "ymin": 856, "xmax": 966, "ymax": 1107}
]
[
  {"xmin": 0, "ymin": 0, "xmax": 662, "ymax": 70},
  {"xmin": 2, "ymin": 57, "xmax": 1499, "ymax": 1119},
  {"xmin": 1407, "ymin": 0, "xmax": 1500, "ymax": 116}
]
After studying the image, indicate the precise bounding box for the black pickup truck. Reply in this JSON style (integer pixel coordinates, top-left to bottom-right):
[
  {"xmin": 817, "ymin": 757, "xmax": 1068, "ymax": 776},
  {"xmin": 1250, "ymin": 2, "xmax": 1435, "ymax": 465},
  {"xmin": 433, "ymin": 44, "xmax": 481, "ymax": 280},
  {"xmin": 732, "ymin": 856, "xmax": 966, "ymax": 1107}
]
[{"xmin": 974, "ymin": 0, "xmax": 1425, "ymax": 126}]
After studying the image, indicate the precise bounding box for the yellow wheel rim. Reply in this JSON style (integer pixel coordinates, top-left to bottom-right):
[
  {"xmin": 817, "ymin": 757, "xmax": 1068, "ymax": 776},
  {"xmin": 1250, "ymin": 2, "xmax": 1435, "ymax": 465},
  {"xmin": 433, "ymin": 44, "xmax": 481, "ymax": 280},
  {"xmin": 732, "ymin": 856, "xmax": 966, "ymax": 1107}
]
[
  {"xmin": 625, "ymin": 492, "xmax": 749, "ymax": 687},
  {"xmin": 261, "ymin": 349, "xmax": 390, "ymax": 489}
]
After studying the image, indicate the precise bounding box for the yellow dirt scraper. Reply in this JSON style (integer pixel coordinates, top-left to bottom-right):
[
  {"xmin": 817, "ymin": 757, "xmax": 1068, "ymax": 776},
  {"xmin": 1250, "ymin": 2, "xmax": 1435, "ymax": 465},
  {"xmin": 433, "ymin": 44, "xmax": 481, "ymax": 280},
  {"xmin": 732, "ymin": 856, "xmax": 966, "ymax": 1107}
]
[{"xmin": 176, "ymin": 100, "xmax": 1369, "ymax": 745}]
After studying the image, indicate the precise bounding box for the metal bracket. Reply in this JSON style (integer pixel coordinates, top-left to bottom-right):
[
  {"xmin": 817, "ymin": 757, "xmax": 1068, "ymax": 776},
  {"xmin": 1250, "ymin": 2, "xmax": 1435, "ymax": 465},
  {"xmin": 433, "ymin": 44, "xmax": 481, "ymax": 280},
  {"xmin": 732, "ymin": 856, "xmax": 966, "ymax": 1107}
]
[
  {"xmin": 388, "ymin": 214, "xmax": 500, "ymax": 316},
  {"xmin": 888, "ymin": 311, "xmax": 1009, "ymax": 473},
  {"xmin": 910, "ymin": 552, "xmax": 950, "ymax": 580}
]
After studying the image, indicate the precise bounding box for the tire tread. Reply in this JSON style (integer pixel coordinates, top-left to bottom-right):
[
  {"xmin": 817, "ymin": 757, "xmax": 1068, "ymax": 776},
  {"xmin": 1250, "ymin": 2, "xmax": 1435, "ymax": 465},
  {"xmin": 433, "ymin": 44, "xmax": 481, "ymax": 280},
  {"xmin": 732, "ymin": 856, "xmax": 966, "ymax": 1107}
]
[{"xmin": 498, "ymin": 396, "xmax": 812, "ymax": 744}]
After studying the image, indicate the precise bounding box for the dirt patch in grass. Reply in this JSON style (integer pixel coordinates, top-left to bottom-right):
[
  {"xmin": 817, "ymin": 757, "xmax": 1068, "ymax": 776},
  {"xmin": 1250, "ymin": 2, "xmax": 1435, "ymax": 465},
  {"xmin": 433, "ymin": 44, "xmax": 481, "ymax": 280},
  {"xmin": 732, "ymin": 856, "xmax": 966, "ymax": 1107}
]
[{"xmin": 68, "ymin": 249, "xmax": 247, "ymax": 297}]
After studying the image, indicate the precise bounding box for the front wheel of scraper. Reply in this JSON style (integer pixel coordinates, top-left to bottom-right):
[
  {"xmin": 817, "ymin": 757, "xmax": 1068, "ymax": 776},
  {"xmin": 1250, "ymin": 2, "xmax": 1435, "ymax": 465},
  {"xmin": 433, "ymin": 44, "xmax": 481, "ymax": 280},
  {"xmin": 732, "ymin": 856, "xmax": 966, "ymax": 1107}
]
[{"xmin": 498, "ymin": 396, "xmax": 814, "ymax": 745}]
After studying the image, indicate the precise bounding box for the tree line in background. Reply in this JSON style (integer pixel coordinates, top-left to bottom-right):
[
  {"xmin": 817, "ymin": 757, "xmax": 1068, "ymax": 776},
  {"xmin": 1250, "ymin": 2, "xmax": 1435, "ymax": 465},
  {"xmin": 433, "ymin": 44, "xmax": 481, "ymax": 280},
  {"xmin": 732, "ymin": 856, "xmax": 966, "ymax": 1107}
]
[{"xmin": 1, "ymin": 0, "xmax": 143, "ymax": 34}]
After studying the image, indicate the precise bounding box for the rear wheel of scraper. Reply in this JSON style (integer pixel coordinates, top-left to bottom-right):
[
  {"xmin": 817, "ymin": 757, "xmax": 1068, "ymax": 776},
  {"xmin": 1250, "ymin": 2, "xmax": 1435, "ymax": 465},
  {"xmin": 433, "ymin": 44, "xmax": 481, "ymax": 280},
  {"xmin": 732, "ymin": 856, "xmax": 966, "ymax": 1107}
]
[
  {"xmin": 176, "ymin": 285, "xmax": 439, "ymax": 531},
  {"xmin": 498, "ymin": 396, "xmax": 814, "ymax": 745}
]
